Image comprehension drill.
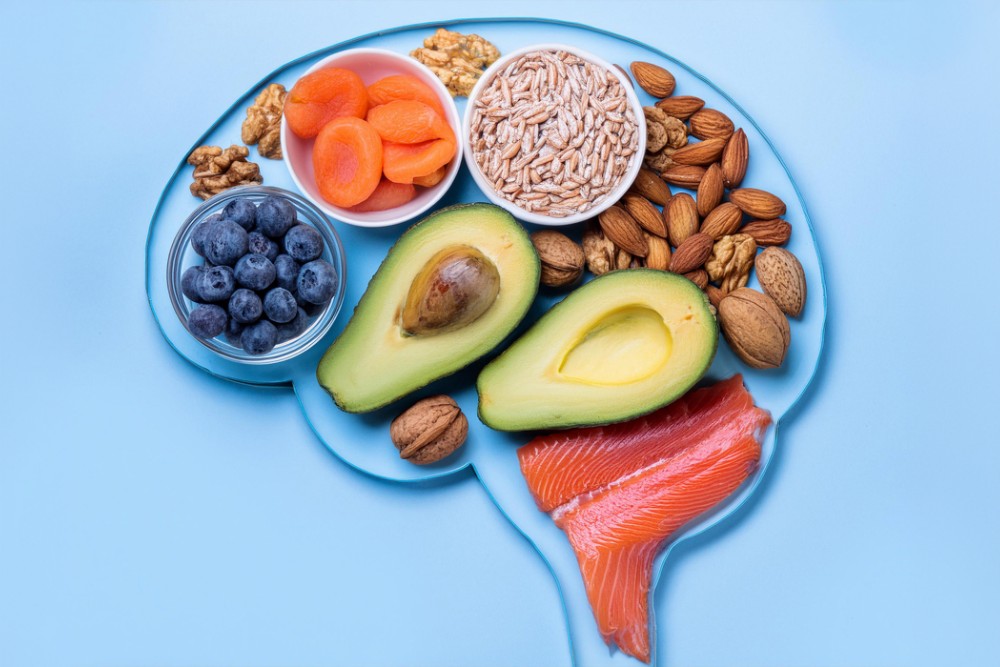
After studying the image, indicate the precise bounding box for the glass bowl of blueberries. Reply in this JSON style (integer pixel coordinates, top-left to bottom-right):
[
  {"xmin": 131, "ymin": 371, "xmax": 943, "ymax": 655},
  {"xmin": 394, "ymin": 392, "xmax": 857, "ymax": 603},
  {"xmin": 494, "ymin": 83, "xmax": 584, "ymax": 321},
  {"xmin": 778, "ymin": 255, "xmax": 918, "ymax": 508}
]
[{"xmin": 166, "ymin": 185, "xmax": 347, "ymax": 364}]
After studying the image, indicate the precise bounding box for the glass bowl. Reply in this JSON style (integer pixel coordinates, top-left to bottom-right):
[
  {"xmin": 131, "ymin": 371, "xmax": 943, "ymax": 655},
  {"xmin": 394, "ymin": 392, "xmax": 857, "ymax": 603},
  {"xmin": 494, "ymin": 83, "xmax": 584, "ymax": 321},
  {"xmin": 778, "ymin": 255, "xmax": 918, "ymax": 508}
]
[{"xmin": 166, "ymin": 185, "xmax": 347, "ymax": 365}]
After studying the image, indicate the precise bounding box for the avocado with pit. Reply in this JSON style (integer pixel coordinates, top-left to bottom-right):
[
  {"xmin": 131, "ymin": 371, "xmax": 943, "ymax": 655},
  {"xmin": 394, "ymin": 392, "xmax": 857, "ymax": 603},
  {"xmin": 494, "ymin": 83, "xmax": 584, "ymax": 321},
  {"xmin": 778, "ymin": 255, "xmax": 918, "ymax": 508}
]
[
  {"xmin": 477, "ymin": 269, "xmax": 718, "ymax": 431},
  {"xmin": 317, "ymin": 203, "xmax": 539, "ymax": 413}
]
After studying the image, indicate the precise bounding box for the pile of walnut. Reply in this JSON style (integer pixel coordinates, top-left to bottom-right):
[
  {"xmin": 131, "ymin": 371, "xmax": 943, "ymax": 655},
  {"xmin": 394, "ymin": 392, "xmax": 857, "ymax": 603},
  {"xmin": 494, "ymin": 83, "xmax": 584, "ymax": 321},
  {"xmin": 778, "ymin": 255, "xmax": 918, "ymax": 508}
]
[
  {"xmin": 410, "ymin": 27, "xmax": 500, "ymax": 97},
  {"xmin": 187, "ymin": 145, "xmax": 262, "ymax": 200},
  {"xmin": 529, "ymin": 60, "xmax": 807, "ymax": 370}
]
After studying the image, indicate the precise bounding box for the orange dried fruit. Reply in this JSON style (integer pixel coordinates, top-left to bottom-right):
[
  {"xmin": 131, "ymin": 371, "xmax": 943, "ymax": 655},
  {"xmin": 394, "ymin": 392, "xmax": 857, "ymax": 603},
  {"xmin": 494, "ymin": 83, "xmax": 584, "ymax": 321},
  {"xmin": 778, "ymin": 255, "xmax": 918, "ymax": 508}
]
[
  {"xmin": 382, "ymin": 139, "xmax": 456, "ymax": 185},
  {"xmin": 412, "ymin": 165, "xmax": 448, "ymax": 188},
  {"xmin": 349, "ymin": 178, "xmax": 418, "ymax": 212},
  {"xmin": 366, "ymin": 100, "xmax": 456, "ymax": 145},
  {"xmin": 312, "ymin": 116, "xmax": 383, "ymax": 208},
  {"xmin": 285, "ymin": 67, "xmax": 368, "ymax": 139},
  {"xmin": 367, "ymin": 74, "xmax": 447, "ymax": 119}
]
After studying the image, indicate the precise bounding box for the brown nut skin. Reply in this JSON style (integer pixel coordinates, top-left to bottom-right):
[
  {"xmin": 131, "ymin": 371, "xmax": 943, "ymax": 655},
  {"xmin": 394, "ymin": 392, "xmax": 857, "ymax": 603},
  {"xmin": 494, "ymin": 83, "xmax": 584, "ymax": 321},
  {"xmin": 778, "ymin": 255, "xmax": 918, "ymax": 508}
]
[
  {"xmin": 531, "ymin": 230, "xmax": 585, "ymax": 288},
  {"xmin": 718, "ymin": 287, "xmax": 790, "ymax": 369},
  {"xmin": 390, "ymin": 395, "xmax": 468, "ymax": 465}
]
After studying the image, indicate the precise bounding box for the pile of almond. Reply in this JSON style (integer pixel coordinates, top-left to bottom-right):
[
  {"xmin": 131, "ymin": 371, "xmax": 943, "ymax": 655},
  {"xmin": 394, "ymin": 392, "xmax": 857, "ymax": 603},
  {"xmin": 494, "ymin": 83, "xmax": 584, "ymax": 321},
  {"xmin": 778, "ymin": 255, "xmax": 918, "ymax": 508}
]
[{"xmin": 531, "ymin": 60, "xmax": 808, "ymax": 370}]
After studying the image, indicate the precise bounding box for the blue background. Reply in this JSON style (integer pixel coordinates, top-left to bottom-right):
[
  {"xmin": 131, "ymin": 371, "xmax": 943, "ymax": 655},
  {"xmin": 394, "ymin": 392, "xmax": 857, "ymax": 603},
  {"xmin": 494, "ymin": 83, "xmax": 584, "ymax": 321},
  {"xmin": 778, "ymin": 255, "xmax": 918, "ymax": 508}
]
[{"xmin": 2, "ymin": 1, "xmax": 998, "ymax": 666}]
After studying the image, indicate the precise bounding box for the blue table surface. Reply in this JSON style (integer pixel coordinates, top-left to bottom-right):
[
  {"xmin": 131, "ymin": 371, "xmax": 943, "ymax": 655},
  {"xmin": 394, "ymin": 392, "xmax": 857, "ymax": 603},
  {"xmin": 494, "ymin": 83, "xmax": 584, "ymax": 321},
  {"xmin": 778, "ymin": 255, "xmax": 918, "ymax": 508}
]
[{"xmin": 2, "ymin": 1, "xmax": 998, "ymax": 666}]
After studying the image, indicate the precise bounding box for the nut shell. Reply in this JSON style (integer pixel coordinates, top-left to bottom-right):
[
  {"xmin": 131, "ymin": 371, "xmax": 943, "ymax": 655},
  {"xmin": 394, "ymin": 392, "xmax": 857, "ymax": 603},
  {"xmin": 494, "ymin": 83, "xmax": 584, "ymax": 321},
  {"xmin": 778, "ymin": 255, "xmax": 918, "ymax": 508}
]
[
  {"xmin": 755, "ymin": 247, "xmax": 807, "ymax": 317},
  {"xmin": 390, "ymin": 395, "xmax": 468, "ymax": 465},
  {"xmin": 531, "ymin": 230, "xmax": 585, "ymax": 288},
  {"xmin": 718, "ymin": 287, "xmax": 790, "ymax": 369}
]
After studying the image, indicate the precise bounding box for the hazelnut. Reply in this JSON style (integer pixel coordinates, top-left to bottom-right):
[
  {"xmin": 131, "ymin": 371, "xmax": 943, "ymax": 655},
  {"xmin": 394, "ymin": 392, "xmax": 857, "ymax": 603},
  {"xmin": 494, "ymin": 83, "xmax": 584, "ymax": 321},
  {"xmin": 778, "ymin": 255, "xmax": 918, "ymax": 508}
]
[{"xmin": 389, "ymin": 395, "xmax": 468, "ymax": 465}]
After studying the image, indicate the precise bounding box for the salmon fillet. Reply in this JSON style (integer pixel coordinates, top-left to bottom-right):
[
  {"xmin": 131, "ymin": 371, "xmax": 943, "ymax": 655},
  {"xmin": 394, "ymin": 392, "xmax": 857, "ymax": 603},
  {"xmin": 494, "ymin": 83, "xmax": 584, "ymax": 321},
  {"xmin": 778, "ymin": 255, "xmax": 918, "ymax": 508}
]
[{"xmin": 518, "ymin": 376, "xmax": 770, "ymax": 662}]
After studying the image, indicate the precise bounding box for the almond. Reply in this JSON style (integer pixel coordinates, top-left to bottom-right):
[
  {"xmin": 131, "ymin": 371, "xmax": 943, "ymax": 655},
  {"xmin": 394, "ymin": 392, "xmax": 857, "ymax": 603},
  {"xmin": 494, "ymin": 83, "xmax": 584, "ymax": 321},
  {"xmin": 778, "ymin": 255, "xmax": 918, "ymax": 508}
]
[
  {"xmin": 729, "ymin": 188, "xmax": 787, "ymax": 219},
  {"xmin": 696, "ymin": 163, "xmax": 725, "ymax": 217},
  {"xmin": 531, "ymin": 230, "xmax": 585, "ymax": 288},
  {"xmin": 654, "ymin": 95, "xmax": 705, "ymax": 120},
  {"xmin": 755, "ymin": 247, "xmax": 807, "ymax": 317},
  {"xmin": 742, "ymin": 218, "xmax": 792, "ymax": 246},
  {"xmin": 628, "ymin": 167, "xmax": 672, "ymax": 206},
  {"xmin": 721, "ymin": 129, "xmax": 749, "ymax": 188},
  {"xmin": 661, "ymin": 164, "xmax": 706, "ymax": 188},
  {"xmin": 705, "ymin": 284, "xmax": 726, "ymax": 309},
  {"xmin": 630, "ymin": 61, "xmax": 676, "ymax": 98},
  {"xmin": 671, "ymin": 137, "xmax": 727, "ymax": 166},
  {"xmin": 665, "ymin": 193, "xmax": 699, "ymax": 247},
  {"xmin": 700, "ymin": 202, "xmax": 743, "ymax": 239},
  {"xmin": 668, "ymin": 232, "xmax": 713, "ymax": 274},
  {"xmin": 644, "ymin": 233, "xmax": 671, "ymax": 271},
  {"xmin": 598, "ymin": 206, "xmax": 648, "ymax": 257},
  {"xmin": 683, "ymin": 268, "xmax": 709, "ymax": 289},
  {"xmin": 621, "ymin": 194, "xmax": 668, "ymax": 238},
  {"xmin": 689, "ymin": 109, "xmax": 735, "ymax": 140},
  {"xmin": 718, "ymin": 287, "xmax": 790, "ymax": 369}
]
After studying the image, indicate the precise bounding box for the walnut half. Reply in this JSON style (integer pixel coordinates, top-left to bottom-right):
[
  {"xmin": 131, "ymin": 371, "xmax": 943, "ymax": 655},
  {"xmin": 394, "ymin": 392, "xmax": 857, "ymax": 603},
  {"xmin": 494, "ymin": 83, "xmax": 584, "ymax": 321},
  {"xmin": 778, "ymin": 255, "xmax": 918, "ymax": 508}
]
[
  {"xmin": 187, "ymin": 144, "xmax": 262, "ymax": 200},
  {"xmin": 241, "ymin": 83, "xmax": 286, "ymax": 159}
]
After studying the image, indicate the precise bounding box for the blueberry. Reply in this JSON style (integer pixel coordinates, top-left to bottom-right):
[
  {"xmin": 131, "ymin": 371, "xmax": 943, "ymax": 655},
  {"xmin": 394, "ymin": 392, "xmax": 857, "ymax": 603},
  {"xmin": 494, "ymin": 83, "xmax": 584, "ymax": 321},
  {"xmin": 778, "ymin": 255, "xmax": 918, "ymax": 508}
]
[
  {"xmin": 228, "ymin": 288, "xmax": 263, "ymax": 324},
  {"xmin": 283, "ymin": 224, "xmax": 324, "ymax": 262},
  {"xmin": 241, "ymin": 320, "xmax": 278, "ymax": 355},
  {"xmin": 274, "ymin": 254, "xmax": 300, "ymax": 292},
  {"xmin": 224, "ymin": 318, "xmax": 245, "ymax": 348},
  {"xmin": 248, "ymin": 231, "xmax": 279, "ymax": 262},
  {"xmin": 187, "ymin": 304, "xmax": 227, "ymax": 339},
  {"xmin": 181, "ymin": 265, "xmax": 207, "ymax": 303},
  {"xmin": 196, "ymin": 265, "xmax": 235, "ymax": 302},
  {"xmin": 296, "ymin": 259, "xmax": 338, "ymax": 305},
  {"xmin": 204, "ymin": 219, "xmax": 249, "ymax": 266},
  {"xmin": 276, "ymin": 307, "xmax": 310, "ymax": 344},
  {"xmin": 257, "ymin": 195, "xmax": 297, "ymax": 238},
  {"xmin": 191, "ymin": 213, "xmax": 224, "ymax": 257},
  {"xmin": 263, "ymin": 287, "xmax": 297, "ymax": 323},
  {"xmin": 234, "ymin": 253, "xmax": 276, "ymax": 290},
  {"xmin": 223, "ymin": 198, "xmax": 257, "ymax": 231}
]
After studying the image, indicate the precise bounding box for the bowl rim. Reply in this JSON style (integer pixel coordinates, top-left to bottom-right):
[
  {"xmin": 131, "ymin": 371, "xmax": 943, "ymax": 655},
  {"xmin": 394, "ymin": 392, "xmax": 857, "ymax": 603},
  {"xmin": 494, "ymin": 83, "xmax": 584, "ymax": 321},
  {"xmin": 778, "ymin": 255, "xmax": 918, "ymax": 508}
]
[
  {"xmin": 166, "ymin": 184, "xmax": 348, "ymax": 365},
  {"xmin": 461, "ymin": 42, "xmax": 647, "ymax": 227},
  {"xmin": 280, "ymin": 47, "xmax": 463, "ymax": 228}
]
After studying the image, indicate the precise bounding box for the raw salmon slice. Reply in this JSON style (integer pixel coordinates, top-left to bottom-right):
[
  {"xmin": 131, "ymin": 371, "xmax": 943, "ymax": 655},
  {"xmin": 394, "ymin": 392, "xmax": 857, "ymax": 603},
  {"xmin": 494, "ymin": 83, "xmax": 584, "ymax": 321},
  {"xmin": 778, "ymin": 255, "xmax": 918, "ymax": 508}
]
[{"xmin": 517, "ymin": 376, "xmax": 770, "ymax": 663}]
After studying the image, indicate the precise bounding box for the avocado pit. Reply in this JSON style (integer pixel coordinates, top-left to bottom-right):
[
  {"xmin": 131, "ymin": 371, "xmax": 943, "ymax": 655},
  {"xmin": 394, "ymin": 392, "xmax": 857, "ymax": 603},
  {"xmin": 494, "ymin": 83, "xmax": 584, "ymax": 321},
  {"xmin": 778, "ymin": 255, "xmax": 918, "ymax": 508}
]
[{"xmin": 401, "ymin": 245, "xmax": 501, "ymax": 336}]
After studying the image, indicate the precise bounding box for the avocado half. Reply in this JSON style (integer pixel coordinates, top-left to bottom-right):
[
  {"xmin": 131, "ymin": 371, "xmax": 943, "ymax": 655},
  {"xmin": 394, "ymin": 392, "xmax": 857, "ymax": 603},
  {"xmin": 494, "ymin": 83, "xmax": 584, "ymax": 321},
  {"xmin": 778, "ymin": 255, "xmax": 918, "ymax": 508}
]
[
  {"xmin": 477, "ymin": 270, "xmax": 718, "ymax": 431},
  {"xmin": 317, "ymin": 203, "xmax": 540, "ymax": 413}
]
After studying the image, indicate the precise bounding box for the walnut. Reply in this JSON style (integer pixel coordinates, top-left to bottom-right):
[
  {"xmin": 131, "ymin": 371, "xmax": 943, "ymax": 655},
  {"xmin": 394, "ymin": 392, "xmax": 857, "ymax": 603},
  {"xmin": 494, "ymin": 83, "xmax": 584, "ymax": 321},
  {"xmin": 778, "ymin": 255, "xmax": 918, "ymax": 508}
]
[
  {"xmin": 706, "ymin": 233, "xmax": 757, "ymax": 293},
  {"xmin": 582, "ymin": 222, "xmax": 617, "ymax": 276},
  {"xmin": 241, "ymin": 83, "xmax": 286, "ymax": 159},
  {"xmin": 643, "ymin": 146, "xmax": 678, "ymax": 172},
  {"xmin": 411, "ymin": 28, "xmax": 500, "ymax": 97},
  {"xmin": 531, "ymin": 230, "xmax": 585, "ymax": 288},
  {"xmin": 187, "ymin": 144, "xmax": 262, "ymax": 200},
  {"xmin": 643, "ymin": 106, "xmax": 688, "ymax": 153},
  {"xmin": 389, "ymin": 395, "xmax": 468, "ymax": 465}
]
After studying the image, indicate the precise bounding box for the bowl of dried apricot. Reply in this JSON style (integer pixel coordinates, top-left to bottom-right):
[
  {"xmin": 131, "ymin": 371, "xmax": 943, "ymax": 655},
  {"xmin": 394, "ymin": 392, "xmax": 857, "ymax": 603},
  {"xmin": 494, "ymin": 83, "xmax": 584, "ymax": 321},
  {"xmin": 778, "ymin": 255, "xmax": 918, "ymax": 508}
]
[{"xmin": 281, "ymin": 48, "xmax": 463, "ymax": 228}]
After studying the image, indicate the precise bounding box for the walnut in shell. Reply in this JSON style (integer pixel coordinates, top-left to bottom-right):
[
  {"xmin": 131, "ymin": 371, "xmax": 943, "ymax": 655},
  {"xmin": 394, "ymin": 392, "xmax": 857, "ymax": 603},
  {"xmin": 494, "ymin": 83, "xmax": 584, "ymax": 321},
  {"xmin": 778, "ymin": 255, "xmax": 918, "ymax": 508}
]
[{"xmin": 390, "ymin": 395, "xmax": 468, "ymax": 465}]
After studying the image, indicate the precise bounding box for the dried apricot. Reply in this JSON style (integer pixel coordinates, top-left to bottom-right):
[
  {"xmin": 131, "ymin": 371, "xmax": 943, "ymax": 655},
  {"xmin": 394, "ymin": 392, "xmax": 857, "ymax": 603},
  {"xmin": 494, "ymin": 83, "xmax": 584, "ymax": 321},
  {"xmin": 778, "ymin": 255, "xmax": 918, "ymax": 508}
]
[
  {"xmin": 349, "ymin": 178, "xmax": 417, "ymax": 212},
  {"xmin": 313, "ymin": 117, "xmax": 383, "ymax": 208},
  {"xmin": 412, "ymin": 165, "xmax": 448, "ymax": 188},
  {"xmin": 367, "ymin": 75, "xmax": 447, "ymax": 119},
  {"xmin": 367, "ymin": 100, "xmax": 456, "ymax": 145},
  {"xmin": 286, "ymin": 68, "xmax": 368, "ymax": 139},
  {"xmin": 382, "ymin": 139, "xmax": 456, "ymax": 184}
]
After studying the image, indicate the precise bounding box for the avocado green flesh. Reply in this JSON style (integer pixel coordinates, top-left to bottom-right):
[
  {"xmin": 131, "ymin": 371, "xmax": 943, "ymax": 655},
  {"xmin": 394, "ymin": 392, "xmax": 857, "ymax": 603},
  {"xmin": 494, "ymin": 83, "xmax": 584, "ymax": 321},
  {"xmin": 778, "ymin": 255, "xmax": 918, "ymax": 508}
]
[
  {"xmin": 317, "ymin": 203, "xmax": 539, "ymax": 413},
  {"xmin": 477, "ymin": 270, "xmax": 718, "ymax": 431}
]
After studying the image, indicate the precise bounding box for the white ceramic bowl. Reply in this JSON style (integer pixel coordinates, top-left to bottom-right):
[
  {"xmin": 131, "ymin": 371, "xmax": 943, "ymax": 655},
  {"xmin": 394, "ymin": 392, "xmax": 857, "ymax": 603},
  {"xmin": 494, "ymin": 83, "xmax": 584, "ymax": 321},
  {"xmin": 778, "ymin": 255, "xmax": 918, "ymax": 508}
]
[
  {"xmin": 462, "ymin": 43, "xmax": 647, "ymax": 227},
  {"xmin": 281, "ymin": 48, "xmax": 463, "ymax": 228}
]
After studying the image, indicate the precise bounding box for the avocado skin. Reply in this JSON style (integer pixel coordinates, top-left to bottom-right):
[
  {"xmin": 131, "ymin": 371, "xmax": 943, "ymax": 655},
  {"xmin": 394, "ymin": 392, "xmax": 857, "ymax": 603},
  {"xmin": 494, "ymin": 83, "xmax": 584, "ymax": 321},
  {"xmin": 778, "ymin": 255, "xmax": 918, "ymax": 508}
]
[
  {"xmin": 316, "ymin": 202, "xmax": 540, "ymax": 413},
  {"xmin": 476, "ymin": 270, "xmax": 718, "ymax": 432}
]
